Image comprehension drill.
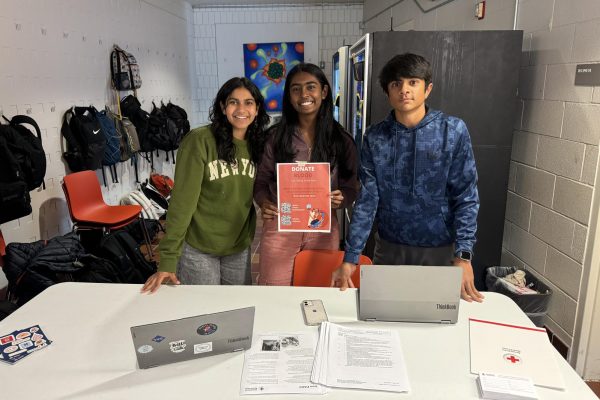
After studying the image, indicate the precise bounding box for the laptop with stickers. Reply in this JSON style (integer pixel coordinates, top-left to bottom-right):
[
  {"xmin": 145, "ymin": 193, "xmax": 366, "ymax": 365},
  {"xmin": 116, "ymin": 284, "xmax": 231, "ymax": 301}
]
[
  {"xmin": 131, "ymin": 306, "xmax": 255, "ymax": 369},
  {"xmin": 359, "ymin": 265, "xmax": 462, "ymax": 324}
]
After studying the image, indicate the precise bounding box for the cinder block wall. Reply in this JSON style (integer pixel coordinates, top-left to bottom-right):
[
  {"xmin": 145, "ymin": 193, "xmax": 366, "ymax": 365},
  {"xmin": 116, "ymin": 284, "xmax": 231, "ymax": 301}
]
[
  {"xmin": 0, "ymin": 0, "xmax": 195, "ymax": 288},
  {"xmin": 363, "ymin": 0, "xmax": 600, "ymax": 355},
  {"xmin": 191, "ymin": 4, "xmax": 364, "ymax": 124}
]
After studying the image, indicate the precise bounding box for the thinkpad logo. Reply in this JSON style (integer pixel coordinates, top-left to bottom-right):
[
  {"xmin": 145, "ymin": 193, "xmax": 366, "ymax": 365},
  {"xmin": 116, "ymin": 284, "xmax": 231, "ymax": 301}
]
[{"xmin": 436, "ymin": 303, "xmax": 456, "ymax": 310}]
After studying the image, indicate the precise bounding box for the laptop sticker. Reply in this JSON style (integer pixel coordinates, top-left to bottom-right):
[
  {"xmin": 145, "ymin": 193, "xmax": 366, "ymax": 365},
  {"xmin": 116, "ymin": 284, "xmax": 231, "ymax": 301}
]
[
  {"xmin": 169, "ymin": 340, "xmax": 186, "ymax": 353},
  {"xmin": 197, "ymin": 324, "xmax": 217, "ymax": 335},
  {"xmin": 194, "ymin": 342, "xmax": 213, "ymax": 354},
  {"xmin": 137, "ymin": 345, "xmax": 153, "ymax": 354}
]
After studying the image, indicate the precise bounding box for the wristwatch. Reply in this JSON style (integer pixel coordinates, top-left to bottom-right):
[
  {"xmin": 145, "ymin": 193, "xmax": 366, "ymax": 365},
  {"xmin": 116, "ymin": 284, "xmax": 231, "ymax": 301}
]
[{"xmin": 456, "ymin": 250, "xmax": 473, "ymax": 261}]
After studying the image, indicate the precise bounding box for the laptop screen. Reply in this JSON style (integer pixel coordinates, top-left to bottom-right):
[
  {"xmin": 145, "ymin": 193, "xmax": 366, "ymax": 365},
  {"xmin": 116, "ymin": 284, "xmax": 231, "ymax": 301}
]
[
  {"xmin": 359, "ymin": 265, "xmax": 462, "ymax": 323},
  {"xmin": 131, "ymin": 306, "xmax": 255, "ymax": 369}
]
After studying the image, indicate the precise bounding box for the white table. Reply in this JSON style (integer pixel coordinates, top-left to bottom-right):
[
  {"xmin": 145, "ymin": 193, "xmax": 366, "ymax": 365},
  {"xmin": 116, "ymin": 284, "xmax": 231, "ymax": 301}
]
[{"xmin": 0, "ymin": 282, "xmax": 596, "ymax": 399}]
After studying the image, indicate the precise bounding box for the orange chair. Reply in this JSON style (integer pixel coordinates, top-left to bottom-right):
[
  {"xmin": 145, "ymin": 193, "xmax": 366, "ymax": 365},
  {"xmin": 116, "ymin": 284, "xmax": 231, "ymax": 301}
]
[
  {"xmin": 292, "ymin": 249, "xmax": 373, "ymax": 288},
  {"xmin": 62, "ymin": 170, "xmax": 152, "ymax": 254}
]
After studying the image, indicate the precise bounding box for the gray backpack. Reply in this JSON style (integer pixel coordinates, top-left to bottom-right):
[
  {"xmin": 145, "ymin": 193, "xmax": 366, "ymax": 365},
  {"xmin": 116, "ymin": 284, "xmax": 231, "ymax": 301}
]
[{"xmin": 111, "ymin": 45, "xmax": 142, "ymax": 90}]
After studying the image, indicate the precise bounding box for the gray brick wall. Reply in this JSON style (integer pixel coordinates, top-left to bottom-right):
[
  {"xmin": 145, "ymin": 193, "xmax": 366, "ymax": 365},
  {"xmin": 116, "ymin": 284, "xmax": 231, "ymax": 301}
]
[{"xmin": 362, "ymin": 0, "xmax": 600, "ymax": 353}]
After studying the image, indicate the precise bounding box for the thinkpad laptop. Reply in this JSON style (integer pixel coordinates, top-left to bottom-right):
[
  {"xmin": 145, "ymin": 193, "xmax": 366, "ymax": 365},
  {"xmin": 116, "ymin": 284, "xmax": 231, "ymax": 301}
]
[
  {"xmin": 359, "ymin": 265, "xmax": 462, "ymax": 323},
  {"xmin": 131, "ymin": 306, "xmax": 255, "ymax": 369}
]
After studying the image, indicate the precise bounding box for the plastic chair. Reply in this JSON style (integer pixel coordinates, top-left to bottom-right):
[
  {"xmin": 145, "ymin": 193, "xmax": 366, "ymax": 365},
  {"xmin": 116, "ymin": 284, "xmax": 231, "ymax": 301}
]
[
  {"xmin": 0, "ymin": 229, "xmax": 6, "ymax": 268},
  {"xmin": 61, "ymin": 170, "xmax": 152, "ymax": 254},
  {"xmin": 292, "ymin": 249, "xmax": 373, "ymax": 288}
]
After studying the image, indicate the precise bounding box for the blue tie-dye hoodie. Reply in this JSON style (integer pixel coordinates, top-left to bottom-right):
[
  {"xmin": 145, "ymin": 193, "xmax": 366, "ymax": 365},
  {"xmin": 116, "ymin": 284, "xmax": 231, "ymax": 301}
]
[{"xmin": 343, "ymin": 108, "xmax": 479, "ymax": 265}]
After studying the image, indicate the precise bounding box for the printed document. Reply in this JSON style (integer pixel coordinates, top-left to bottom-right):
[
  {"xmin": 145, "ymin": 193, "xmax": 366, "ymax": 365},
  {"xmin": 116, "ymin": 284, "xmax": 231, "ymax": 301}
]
[
  {"xmin": 311, "ymin": 322, "xmax": 410, "ymax": 393},
  {"xmin": 240, "ymin": 332, "xmax": 327, "ymax": 395},
  {"xmin": 469, "ymin": 318, "xmax": 565, "ymax": 390}
]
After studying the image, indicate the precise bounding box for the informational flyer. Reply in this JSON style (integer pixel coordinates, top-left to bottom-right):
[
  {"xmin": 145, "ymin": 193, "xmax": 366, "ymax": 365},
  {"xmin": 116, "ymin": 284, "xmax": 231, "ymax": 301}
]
[
  {"xmin": 276, "ymin": 162, "xmax": 331, "ymax": 232},
  {"xmin": 240, "ymin": 332, "xmax": 327, "ymax": 395}
]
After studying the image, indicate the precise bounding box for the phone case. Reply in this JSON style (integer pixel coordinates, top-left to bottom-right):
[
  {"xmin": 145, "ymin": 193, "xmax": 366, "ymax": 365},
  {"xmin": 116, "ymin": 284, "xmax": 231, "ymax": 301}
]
[{"xmin": 301, "ymin": 300, "xmax": 328, "ymax": 325}]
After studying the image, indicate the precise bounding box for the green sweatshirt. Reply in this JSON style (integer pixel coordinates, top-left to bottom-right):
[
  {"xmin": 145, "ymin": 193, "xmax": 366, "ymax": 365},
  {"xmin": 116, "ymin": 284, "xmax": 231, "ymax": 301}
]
[{"xmin": 158, "ymin": 125, "xmax": 257, "ymax": 273}]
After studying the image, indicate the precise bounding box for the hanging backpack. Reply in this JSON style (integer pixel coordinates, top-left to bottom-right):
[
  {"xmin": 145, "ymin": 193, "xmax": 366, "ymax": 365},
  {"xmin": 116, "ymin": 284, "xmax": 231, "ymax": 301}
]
[
  {"xmin": 96, "ymin": 108, "xmax": 121, "ymax": 166},
  {"xmin": 111, "ymin": 45, "xmax": 142, "ymax": 91},
  {"xmin": 0, "ymin": 115, "xmax": 46, "ymax": 191},
  {"xmin": 165, "ymin": 102, "xmax": 190, "ymax": 139},
  {"xmin": 0, "ymin": 135, "xmax": 31, "ymax": 224},
  {"xmin": 120, "ymin": 95, "xmax": 152, "ymax": 152},
  {"xmin": 108, "ymin": 111, "xmax": 140, "ymax": 162},
  {"xmin": 61, "ymin": 107, "xmax": 107, "ymax": 172}
]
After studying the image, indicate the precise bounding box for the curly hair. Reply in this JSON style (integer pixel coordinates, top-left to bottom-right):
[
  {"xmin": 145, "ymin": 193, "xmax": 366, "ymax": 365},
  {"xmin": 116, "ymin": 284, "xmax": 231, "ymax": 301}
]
[
  {"xmin": 272, "ymin": 63, "xmax": 354, "ymax": 179},
  {"xmin": 208, "ymin": 77, "xmax": 270, "ymax": 165}
]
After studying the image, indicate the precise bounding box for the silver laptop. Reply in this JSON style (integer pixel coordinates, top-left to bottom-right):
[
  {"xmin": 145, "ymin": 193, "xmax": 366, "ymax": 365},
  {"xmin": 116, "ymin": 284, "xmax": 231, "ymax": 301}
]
[
  {"xmin": 131, "ymin": 306, "xmax": 254, "ymax": 369},
  {"xmin": 359, "ymin": 265, "xmax": 462, "ymax": 324}
]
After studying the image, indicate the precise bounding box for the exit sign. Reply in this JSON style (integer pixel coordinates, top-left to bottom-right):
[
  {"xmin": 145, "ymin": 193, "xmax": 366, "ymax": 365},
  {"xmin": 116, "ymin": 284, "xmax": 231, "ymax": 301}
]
[{"xmin": 575, "ymin": 64, "xmax": 600, "ymax": 86}]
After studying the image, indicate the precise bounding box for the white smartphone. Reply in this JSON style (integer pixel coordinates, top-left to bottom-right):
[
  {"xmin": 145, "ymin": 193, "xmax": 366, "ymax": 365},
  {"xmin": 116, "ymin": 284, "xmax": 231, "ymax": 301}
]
[{"xmin": 301, "ymin": 300, "xmax": 328, "ymax": 326}]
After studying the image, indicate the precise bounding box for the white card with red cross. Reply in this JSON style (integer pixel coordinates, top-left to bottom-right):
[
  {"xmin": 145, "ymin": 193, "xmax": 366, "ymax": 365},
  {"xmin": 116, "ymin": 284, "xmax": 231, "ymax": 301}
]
[{"xmin": 469, "ymin": 318, "xmax": 565, "ymax": 390}]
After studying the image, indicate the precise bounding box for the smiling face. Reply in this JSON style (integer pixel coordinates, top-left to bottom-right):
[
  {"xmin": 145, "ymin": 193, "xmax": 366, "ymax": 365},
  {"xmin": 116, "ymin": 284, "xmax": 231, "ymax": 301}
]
[
  {"xmin": 288, "ymin": 71, "xmax": 328, "ymax": 118},
  {"xmin": 386, "ymin": 77, "xmax": 433, "ymax": 116},
  {"xmin": 221, "ymin": 87, "xmax": 258, "ymax": 138}
]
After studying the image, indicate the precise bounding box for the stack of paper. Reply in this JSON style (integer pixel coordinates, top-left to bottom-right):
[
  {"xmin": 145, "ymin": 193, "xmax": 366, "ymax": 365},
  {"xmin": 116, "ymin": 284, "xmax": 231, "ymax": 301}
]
[
  {"xmin": 240, "ymin": 332, "xmax": 327, "ymax": 395},
  {"xmin": 311, "ymin": 322, "xmax": 410, "ymax": 393},
  {"xmin": 469, "ymin": 318, "xmax": 565, "ymax": 390},
  {"xmin": 477, "ymin": 372, "xmax": 538, "ymax": 400}
]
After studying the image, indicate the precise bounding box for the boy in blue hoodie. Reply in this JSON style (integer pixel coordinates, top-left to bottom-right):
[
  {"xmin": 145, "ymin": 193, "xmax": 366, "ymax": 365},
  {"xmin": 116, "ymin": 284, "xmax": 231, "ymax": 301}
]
[{"xmin": 331, "ymin": 53, "xmax": 484, "ymax": 302}]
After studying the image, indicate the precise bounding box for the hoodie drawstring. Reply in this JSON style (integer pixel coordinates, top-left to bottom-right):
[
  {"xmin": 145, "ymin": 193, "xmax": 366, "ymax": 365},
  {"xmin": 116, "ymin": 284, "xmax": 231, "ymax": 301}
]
[{"xmin": 412, "ymin": 129, "xmax": 417, "ymax": 196}]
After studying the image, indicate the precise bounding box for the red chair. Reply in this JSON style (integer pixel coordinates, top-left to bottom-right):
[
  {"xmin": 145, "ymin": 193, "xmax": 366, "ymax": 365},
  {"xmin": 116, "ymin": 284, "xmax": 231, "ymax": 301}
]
[
  {"xmin": 0, "ymin": 229, "xmax": 6, "ymax": 268},
  {"xmin": 292, "ymin": 249, "xmax": 372, "ymax": 288},
  {"xmin": 62, "ymin": 170, "xmax": 152, "ymax": 254}
]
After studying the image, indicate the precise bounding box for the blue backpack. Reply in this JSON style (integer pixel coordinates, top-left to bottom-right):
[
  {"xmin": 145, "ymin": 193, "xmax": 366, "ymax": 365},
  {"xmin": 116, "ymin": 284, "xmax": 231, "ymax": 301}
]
[{"xmin": 96, "ymin": 108, "xmax": 121, "ymax": 166}]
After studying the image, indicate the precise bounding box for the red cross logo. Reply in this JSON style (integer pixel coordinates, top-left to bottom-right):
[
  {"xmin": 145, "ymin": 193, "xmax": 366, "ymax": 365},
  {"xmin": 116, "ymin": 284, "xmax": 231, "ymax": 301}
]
[{"xmin": 503, "ymin": 354, "xmax": 522, "ymax": 364}]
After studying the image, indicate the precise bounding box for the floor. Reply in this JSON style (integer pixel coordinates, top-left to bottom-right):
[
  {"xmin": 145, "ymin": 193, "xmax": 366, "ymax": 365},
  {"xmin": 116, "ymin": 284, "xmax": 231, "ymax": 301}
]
[{"xmin": 587, "ymin": 381, "xmax": 600, "ymax": 398}]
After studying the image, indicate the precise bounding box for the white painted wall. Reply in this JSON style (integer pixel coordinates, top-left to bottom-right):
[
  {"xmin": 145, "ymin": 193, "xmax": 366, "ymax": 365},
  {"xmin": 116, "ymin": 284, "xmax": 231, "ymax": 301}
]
[
  {"xmin": 191, "ymin": 4, "xmax": 363, "ymax": 124},
  {"xmin": 214, "ymin": 23, "xmax": 319, "ymax": 88},
  {"xmin": 0, "ymin": 0, "xmax": 195, "ymax": 289},
  {"xmin": 364, "ymin": 0, "xmax": 600, "ymax": 379}
]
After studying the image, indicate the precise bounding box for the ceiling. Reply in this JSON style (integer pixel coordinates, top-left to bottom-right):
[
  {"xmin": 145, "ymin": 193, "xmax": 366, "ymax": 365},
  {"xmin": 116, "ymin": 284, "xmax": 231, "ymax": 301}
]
[{"xmin": 188, "ymin": 0, "xmax": 362, "ymax": 6}]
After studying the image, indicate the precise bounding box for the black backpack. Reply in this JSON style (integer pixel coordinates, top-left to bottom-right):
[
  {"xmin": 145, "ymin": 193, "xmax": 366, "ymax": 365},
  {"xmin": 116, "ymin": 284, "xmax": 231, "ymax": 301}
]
[
  {"xmin": 61, "ymin": 107, "xmax": 107, "ymax": 172},
  {"xmin": 0, "ymin": 134, "xmax": 31, "ymax": 224},
  {"xmin": 94, "ymin": 230, "xmax": 156, "ymax": 283},
  {"xmin": 0, "ymin": 115, "xmax": 46, "ymax": 190},
  {"xmin": 165, "ymin": 102, "xmax": 190, "ymax": 139},
  {"xmin": 148, "ymin": 102, "xmax": 179, "ymax": 153},
  {"xmin": 120, "ymin": 95, "xmax": 153, "ymax": 152}
]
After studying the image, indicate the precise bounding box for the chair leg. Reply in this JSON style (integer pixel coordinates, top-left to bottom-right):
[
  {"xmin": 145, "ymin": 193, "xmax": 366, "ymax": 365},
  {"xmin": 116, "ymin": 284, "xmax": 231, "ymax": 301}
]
[{"xmin": 139, "ymin": 215, "xmax": 154, "ymax": 259}]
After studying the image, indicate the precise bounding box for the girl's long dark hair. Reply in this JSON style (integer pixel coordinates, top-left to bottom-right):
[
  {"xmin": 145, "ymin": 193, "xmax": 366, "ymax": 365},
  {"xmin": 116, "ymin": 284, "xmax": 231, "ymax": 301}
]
[
  {"xmin": 209, "ymin": 77, "xmax": 270, "ymax": 165},
  {"xmin": 272, "ymin": 63, "xmax": 353, "ymax": 178}
]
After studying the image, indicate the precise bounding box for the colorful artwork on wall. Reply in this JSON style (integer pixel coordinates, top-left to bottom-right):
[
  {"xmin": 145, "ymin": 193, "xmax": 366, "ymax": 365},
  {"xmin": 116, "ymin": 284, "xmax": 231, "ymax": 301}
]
[{"xmin": 243, "ymin": 41, "xmax": 304, "ymax": 112}]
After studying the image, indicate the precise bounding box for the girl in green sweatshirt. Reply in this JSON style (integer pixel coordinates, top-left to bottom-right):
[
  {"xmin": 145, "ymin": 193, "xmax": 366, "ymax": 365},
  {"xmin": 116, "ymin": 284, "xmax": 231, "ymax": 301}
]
[{"xmin": 142, "ymin": 77, "xmax": 270, "ymax": 293}]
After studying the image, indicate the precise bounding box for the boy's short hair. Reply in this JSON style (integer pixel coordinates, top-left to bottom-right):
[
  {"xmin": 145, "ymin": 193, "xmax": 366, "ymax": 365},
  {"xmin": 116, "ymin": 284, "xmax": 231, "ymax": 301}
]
[{"xmin": 379, "ymin": 53, "xmax": 432, "ymax": 93}]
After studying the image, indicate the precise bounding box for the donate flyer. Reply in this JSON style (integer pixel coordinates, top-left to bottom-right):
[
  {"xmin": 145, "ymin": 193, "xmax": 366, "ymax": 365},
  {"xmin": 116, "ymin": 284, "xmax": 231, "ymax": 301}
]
[{"xmin": 276, "ymin": 162, "xmax": 331, "ymax": 232}]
